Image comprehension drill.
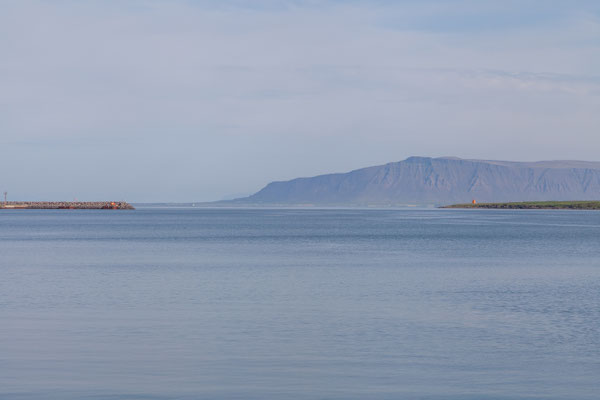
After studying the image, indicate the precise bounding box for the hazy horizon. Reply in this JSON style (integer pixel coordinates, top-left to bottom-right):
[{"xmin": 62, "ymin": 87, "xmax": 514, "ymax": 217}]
[{"xmin": 1, "ymin": 1, "xmax": 599, "ymax": 202}]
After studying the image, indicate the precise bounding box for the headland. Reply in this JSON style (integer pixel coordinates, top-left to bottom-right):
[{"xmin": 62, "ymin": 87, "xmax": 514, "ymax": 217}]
[
  {"xmin": 0, "ymin": 201, "xmax": 135, "ymax": 210},
  {"xmin": 441, "ymin": 201, "xmax": 600, "ymax": 210},
  {"xmin": 223, "ymin": 156, "xmax": 600, "ymax": 206}
]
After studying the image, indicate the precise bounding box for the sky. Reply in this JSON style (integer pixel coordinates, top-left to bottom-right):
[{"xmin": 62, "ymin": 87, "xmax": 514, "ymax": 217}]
[{"xmin": 1, "ymin": 0, "xmax": 599, "ymax": 202}]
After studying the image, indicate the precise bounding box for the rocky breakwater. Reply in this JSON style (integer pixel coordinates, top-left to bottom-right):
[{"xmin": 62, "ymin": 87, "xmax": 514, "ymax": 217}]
[{"xmin": 0, "ymin": 201, "xmax": 135, "ymax": 210}]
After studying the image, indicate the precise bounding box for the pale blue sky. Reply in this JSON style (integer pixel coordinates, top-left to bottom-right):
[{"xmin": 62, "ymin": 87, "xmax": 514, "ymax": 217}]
[{"xmin": 1, "ymin": 0, "xmax": 599, "ymax": 202}]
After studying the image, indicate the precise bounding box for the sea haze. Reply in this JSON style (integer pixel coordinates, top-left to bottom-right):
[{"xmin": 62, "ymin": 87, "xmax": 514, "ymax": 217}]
[{"xmin": 1, "ymin": 208, "xmax": 599, "ymax": 399}]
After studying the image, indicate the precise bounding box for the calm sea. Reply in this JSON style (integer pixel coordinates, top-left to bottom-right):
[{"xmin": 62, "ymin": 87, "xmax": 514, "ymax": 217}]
[{"xmin": 1, "ymin": 208, "xmax": 599, "ymax": 400}]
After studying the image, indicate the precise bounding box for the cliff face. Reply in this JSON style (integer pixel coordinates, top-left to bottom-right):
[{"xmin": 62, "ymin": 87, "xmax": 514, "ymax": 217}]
[{"xmin": 237, "ymin": 157, "xmax": 600, "ymax": 205}]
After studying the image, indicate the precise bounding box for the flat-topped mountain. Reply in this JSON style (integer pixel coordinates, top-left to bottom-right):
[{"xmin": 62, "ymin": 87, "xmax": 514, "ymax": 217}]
[{"xmin": 229, "ymin": 157, "xmax": 600, "ymax": 205}]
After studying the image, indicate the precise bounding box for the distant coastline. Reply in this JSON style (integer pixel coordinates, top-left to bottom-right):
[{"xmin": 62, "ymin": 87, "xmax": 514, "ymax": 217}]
[
  {"xmin": 441, "ymin": 201, "xmax": 600, "ymax": 210},
  {"xmin": 0, "ymin": 201, "xmax": 135, "ymax": 210},
  {"xmin": 217, "ymin": 156, "xmax": 600, "ymax": 206}
]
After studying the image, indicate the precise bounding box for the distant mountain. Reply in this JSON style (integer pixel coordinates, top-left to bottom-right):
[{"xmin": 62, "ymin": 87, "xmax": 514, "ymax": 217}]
[{"xmin": 228, "ymin": 157, "xmax": 600, "ymax": 206}]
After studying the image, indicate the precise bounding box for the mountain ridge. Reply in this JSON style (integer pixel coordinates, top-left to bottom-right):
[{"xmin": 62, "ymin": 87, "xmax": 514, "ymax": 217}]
[{"xmin": 228, "ymin": 157, "xmax": 600, "ymax": 205}]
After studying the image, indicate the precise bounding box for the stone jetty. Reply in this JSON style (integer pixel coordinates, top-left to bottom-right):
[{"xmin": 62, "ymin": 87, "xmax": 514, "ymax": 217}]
[{"xmin": 0, "ymin": 201, "xmax": 135, "ymax": 210}]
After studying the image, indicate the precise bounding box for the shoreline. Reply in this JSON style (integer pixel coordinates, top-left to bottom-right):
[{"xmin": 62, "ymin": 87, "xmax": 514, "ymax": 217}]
[{"xmin": 441, "ymin": 201, "xmax": 600, "ymax": 210}]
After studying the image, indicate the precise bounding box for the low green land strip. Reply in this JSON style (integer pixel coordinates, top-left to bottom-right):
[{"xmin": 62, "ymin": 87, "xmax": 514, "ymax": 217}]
[{"xmin": 442, "ymin": 201, "xmax": 600, "ymax": 210}]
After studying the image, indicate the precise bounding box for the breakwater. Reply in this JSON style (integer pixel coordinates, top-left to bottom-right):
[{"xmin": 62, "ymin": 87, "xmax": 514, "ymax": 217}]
[
  {"xmin": 441, "ymin": 201, "xmax": 600, "ymax": 210},
  {"xmin": 0, "ymin": 201, "xmax": 135, "ymax": 210}
]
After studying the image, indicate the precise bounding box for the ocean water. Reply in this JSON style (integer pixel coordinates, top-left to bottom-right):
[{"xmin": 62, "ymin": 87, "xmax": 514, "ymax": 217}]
[{"xmin": 0, "ymin": 208, "xmax": 599, "ymax": 400}]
